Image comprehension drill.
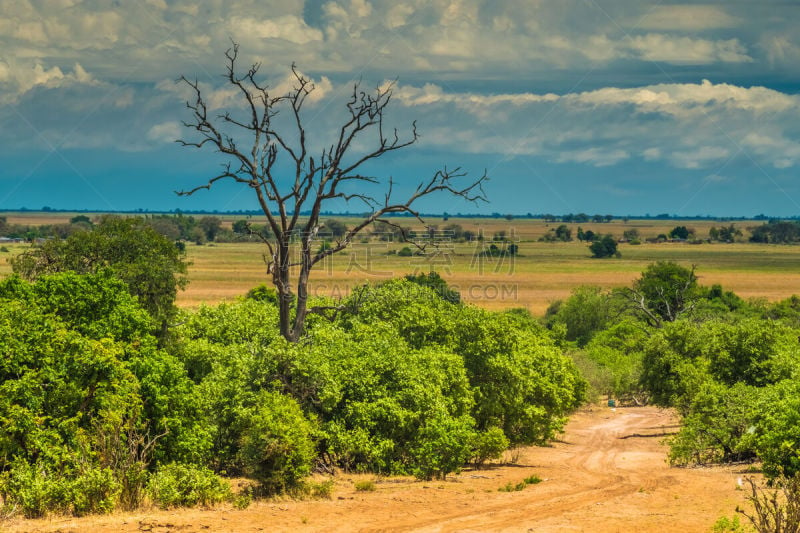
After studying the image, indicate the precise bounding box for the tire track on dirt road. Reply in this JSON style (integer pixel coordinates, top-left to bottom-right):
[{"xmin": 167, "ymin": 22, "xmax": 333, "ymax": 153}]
[{"xmin": 379, "ymin": 407, "xmax": 681, "ymax": 532}]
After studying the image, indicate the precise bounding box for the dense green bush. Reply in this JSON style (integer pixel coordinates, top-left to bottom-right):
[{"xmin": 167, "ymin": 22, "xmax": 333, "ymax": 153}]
[
  {"xmin": 0, "ymin": 268, "xmax": 622, "ymax": 517},
  {"xmin": 10, "ymin": 216, "xmax": 189, "ymax": 330},
  {"xmin": 547, "ymin": 285, "xmax": 616, "ymax": 346},
  {"xmin": 174, "ymin": 283, "xmax": 584, "ymax": 482},
  {"xmin": 589, "ymin": 235, "xmax": 618, "ymax": 258},
  {"xmin": 622, "ymin": 273, "xmax": 800, "ymax": 477},
  {"xmin": 146, "ymin": 463, "xmax": 230, "ymax": 508},
  {"xmin": 668, "ymin": 382, "xmax": 760, "ymax": 466},
  {"xmin": 0, "ymin": 460, "xmax": 120, "ymax": 518},
  {"xmin": 339, "ymin": 280, "xmax": 585, "ymax": 447},
  {"xmin": 405, "ymin": 271, "xmax": 461, "ymax": 304},
  {"xmin": 0, "ymin": 271, "xmax": 153, "ymax": 342},
  {"xmin": 238, "ymin": 391, "xmax": 317, "ymax": 493},
  {"xmin": 620, "ymin": 261, "xmax": 698, "ymax": 326},
  {"xmin": 743, "ymin": 380, "xmax": 800, "ymax": 478},
  {"xmin": 304, "ymin": 323, "xmax": 476, "ymax": 477},
  {"xmin": 470, "ymin": 427, "xmax": 510, "ymax": 467},
  {"xmin": 245, "ymin": 283, "xmax": 280, "ymax": 304},
  {"xmin": 408, "ymin": 413, "xmax": 475, "ymax": 480},
  {"xmin": 0, "ymin": 273, "xmax": 213, "ymax": 517},
  {"xmin": 641, "ymin": 318, "xmax": 796, "ymax": 412}
]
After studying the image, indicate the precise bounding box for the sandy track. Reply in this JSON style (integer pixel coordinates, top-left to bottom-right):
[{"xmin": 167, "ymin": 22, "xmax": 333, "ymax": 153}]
[{"xmin": 3, "ymin": 406, "xmax": 750, "ymax": 533}]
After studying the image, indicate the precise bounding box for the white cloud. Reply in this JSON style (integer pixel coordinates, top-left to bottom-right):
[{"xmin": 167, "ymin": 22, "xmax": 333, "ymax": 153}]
[
  {"xmin": 114, "ymin": 88, "xmax": 135, "ymax": 109},
  {"xmin": 760, "ymin": 34, "xmax": 800, "ymax": 68},
  {"xmin": 627, "ymin": 34, "xmax": 752, "ymax": 64},
  {"xmin": 741, "ymin": 133, "xmax": 800, "ymax": 169},
  {"xmin": 0, "ymin": 0, "xmax": 796, "ymax": 172},
  {"xmin": 637, "ymin": 5, "xmax": 740, "ymax": 31},
  {"xmin": 643, "ymin": 148, "xmax": 661, "ymax": 161},
  {"xmin": 0, "ymin": 0, "xmax": 776, "ymax": 92},
  {"xmin": 398, "ymin": 79, "xmax": 796, "ymax": 118},
  {"xmin": 670, "ymin": 146, "xmax": 731, "ymax": 169},
  {"xmin": 0, "ymin": 60, "xmax": 100, "ymax": 103},
  {"xmin": 156, "ymin": 69, "xmax": 336, "ymax": 113},
  {"xmin": 147, "ymin": 121, "xmax": 181, "ymax": 144},
  {"xmin": 386, "ymin": 4, "xmax": 414, "ymax": 28},
  {"xmin": 557, "ymin": 148, "xmax": 631, "ymax": 167},
  {"xmin": 15, "ymin": 20, "xmax": 48, "ymax": 45},
  {"xmin": 385, "ymin": 79, "xmax": 800, "ymax": 171},
  {"xmin": 566, "ymin": 79, "xmax": 794, "ymax": 116},
  {"xmin": 394, "ymin": 83, "xmax": 558, "ymax": 107},
  {"xmin": 272, "ymin": 71, "xmax": 333, "ymax": 103},
  {"xmin": 227, "ymin": 15, "xmax": 323, "ymax": 45}
]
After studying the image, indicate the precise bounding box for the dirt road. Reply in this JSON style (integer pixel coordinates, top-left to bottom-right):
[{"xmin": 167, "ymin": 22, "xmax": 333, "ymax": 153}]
[{"xmin": 3, "ymin": 406, "xmax": 750, "ymax": 532}]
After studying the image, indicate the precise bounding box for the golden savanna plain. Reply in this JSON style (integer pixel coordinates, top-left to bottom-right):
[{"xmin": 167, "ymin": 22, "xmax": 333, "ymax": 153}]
[{"xmin": 2, "ymin": 214, "xmax": 800, "ymax": 314}]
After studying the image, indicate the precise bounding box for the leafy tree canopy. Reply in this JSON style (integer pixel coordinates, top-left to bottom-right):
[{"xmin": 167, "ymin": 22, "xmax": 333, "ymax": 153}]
[
  {"xmin": 11, "ymin": 216, "xmax": 189, "ymax": 331},
  {"xmin": 589, "ymin": 235, "xmax": 618, "ymax": 258}
]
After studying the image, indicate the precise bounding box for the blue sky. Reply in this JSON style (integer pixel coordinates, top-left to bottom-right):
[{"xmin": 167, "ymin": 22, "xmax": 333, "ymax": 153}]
[{"xmin": 1, "ymin": 0, "xmax": 799, "ymax": 216}]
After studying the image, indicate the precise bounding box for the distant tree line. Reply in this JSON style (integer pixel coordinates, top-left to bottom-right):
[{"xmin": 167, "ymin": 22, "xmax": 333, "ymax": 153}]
[
  {"xmin": 7, "ymin": 215, "xmax": 800, "ymax": 253},
  {"xmin": 542, "ymin": 213, "xmax": 614, "ymax": 223},
  {"xmin": 748, "ymin": 220, "xmax": 800, "ymax": 243}
]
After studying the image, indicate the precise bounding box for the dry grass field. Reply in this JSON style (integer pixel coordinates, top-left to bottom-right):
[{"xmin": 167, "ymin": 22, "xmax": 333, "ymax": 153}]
[
  {"xmin": 3, "ymin": 214, "xmax": 798, "ymax": 316},
  {"xmin": 180, "ymin": 239, "xmax": 800, "ymax": 315}
]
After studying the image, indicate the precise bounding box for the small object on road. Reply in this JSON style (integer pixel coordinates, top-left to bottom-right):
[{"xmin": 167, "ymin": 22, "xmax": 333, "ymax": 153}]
[{"xmin": 608, "ymin": 398, "xmax": 616, "ymax": 408}]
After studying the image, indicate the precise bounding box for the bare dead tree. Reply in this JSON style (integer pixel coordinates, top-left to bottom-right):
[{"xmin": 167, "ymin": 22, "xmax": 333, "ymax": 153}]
[{"xmin": 177, "ymin": 44, "xmax": 487, "ymax": 342}]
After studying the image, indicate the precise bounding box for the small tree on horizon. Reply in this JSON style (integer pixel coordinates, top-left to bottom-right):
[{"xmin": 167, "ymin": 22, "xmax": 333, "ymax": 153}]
[{"xmin": 589, "ymin": 235, "xmax": 618, "ymax": 258}]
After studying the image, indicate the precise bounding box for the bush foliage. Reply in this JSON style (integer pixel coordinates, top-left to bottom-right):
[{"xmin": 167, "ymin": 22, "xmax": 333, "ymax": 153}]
[
  {"xmin": 543, "ymin": 262, "xmax": 800, "ymax": 481},
  {"xmin": 0, "ymin": 267, "xmax": 586, "ymax": 516}
]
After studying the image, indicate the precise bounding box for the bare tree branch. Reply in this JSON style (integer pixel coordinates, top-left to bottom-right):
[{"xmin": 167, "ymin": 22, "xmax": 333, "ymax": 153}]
[{"xmin": 176, "ymin": 44, "xmax": 488, "ymax": 341}]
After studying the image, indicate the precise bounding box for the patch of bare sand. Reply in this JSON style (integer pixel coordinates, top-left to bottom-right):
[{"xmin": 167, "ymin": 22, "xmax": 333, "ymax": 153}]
[{"xmin": 2, "ymin": 406, "xmax": 750, "ymax": 533}]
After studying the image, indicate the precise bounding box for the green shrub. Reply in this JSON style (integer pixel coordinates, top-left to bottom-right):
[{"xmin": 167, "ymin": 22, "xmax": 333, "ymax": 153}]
[
  {"xmin": 0, "ymin": 460, "xmax": 72, "ymax": 518},
  {"xmin": 71, "ymin": 467, "xmax": 121, "ymax": 516},
  {"xmin": 409, "ymin": 414, "xmax": 475, "ymax": 480},
  {"xmin": 589, "ymin": 235, "xmax": 618, "ymax": 258},
  {"xmin": 246, "ymin": 283, "xmax": 279, "ymax": 304},
  {"xmin": 568, "ymin": 350, "xmax": 614, "ymax": 402},
  {"xmin": 354, "ymin": 480, "xmax": 376, "ymax": 492},
  {"xmin": 237, "ymin": 391, "xmax": 316, "ymax": 494},
  {"xmin": 0, "ymin": 461, "xmax": 120, "ymax": 518},
  {"xmin": 146, "ymin": 463, "xmax": 230, "ymax": 508},
  {"xmin": 341, "ymin": 281, "xmax": 585, "ymax": 448},
  {"xmin": 300, "ymin": 479, "xmax": 335, "ymax": 499},
  {"xmin": 743, "ymin": 380, "xmax": 800, "ymax": 479},
  {"xmin": 297, "ymin": 322, "xmax": 475, "ymax": 478},
  {"xmin": 470, "ymin": 427, "xmax": 509, "ymax": 467},
  {"xmin": 712, "ymin": 515, "xmax": 747, "ymax": 532},
  {"xmin": 498, "ymin": 481, "xmax": 526, "ymax": 492},
  {"xmin": 404, "ymin": 272, "xmax": 461, "ymax": 304},
  {"xmin": 668, "ymin": 382, "xmax": 760, "ymax": 467},
  {"xmin": 232, "ymin": 493, "xmax": 252, "ymax": 509},
  {"xmin": 497, "ymin": 475, "xmax": 542, "ymax": 493},
  {"xmin": 550, "ymin": 285, "xmax": 615, "ymax": 346}
]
